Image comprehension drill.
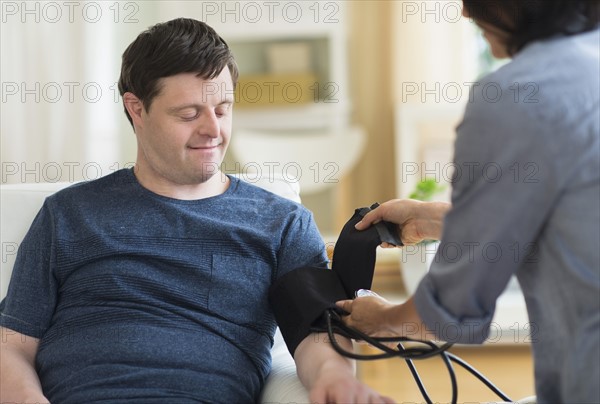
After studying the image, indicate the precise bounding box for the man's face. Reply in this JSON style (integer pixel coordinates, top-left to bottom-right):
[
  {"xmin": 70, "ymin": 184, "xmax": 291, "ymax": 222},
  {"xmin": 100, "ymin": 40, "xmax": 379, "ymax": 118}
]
[{"xmin": 134, "ymin": 68, "xmax": 234, "ymax": 186}]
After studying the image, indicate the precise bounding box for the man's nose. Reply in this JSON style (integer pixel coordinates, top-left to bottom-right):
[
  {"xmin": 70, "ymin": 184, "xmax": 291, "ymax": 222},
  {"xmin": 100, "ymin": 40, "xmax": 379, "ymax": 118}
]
[{"xmin": 196, "ymin": 110, "xmax": 220, "ymax": 138}]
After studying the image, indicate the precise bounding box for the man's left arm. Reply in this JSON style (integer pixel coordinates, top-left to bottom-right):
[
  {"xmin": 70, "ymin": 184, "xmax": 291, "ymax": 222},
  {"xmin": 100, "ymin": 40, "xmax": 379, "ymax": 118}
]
[
  {"xmin": 276, "ymin": 209, "xmax": 392, "ymax": 402},
  {"xmin": 293, "ymin": 332, "xmax": 394, "ymax": 403}
]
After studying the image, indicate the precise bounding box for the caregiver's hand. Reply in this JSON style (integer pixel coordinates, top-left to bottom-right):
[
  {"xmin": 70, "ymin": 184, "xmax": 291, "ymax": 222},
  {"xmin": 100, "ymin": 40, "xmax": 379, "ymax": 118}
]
[
  {"xmin": 336, "ymin": 296, "xmax": 429, "ymax": 341},
  {"xmin": 355, "ymin": 199, "xmax": 451, "ymax": 246}
]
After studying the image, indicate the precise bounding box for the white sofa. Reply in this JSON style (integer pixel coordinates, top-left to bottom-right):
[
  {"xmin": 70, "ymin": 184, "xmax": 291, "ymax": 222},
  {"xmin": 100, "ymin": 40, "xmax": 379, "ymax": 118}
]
[{"xmin": 0, "ymin": 175, "xmax": 310, "ymax": 403}]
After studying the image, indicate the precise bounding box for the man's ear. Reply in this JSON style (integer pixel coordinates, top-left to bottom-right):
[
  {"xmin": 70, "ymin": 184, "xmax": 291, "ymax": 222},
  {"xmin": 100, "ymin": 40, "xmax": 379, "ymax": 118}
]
[{"xmin": 123, "ymin": 92, "xmax": 145, "ymax": 129}]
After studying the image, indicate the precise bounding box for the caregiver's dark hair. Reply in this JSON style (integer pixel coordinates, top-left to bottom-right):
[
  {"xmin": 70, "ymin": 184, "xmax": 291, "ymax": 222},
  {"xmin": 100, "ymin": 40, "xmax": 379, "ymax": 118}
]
[
  {"xmin": 462, "ymin": 0, "xmax": 600, "ymax": 56},
  {"xmin": 118, "ymin": 18, "xmax": 239, "ymax": 128}
]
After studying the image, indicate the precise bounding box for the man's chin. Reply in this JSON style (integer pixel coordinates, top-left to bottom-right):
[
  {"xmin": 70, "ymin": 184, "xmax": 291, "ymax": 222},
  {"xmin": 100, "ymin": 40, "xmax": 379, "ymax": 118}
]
[{"xmin": 187, "ymin": 169, "xmax": 226, "ymax": 185}]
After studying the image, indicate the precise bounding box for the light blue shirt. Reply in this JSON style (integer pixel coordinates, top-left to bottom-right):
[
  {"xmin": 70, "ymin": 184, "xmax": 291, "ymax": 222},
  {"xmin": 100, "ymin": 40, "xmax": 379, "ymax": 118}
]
[{"xmin": 415, "ymin": 28, "xmax": 600, "ymax": 403}]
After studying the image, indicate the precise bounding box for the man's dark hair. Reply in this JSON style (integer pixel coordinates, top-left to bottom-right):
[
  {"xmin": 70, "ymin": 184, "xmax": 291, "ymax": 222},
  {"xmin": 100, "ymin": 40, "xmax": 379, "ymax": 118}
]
[
  {"xmin": 118, "ymin": 18, "xmax": 239, "ymax": 128},
  {"xmin": 462, "ymin": 0, "xmax": 600, "ymax": 56}
]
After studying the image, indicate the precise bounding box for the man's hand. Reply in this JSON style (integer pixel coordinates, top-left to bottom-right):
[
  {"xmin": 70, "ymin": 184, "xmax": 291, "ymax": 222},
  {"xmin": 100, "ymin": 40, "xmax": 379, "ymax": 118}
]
[
  {"xmin": 308, "ymin": 360, "xmax": 394, "ymax": 404},
  {"xmin": 294, "ymin": 333, "xmax": 394, "ymax": 403},
  {"xmin": 355, "ymin": 199, "xmax": 450, "ymax": 246}
]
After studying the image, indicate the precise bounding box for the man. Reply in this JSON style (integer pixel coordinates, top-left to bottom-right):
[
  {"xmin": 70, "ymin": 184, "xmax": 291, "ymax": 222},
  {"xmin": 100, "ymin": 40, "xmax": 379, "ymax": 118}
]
[{"xmin": 0, "ymin": 18, "xmax": 391, "ymax": 403}]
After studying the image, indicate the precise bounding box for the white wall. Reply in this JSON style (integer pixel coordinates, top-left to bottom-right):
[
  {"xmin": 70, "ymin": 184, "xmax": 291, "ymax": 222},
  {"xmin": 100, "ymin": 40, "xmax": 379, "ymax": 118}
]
[
  {"xmin": 1, "ymin": 1, "xmax": 153, "ymax": 184},
  {"xmin": 390, "ymin": 0, "xmax": 480, "ymax": 198}
]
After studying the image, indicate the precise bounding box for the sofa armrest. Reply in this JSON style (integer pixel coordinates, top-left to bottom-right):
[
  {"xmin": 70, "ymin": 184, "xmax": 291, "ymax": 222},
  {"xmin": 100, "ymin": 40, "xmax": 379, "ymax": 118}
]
[{"xmin": 260, "ymin": 328, "xmax": 310, "ymax": 403}]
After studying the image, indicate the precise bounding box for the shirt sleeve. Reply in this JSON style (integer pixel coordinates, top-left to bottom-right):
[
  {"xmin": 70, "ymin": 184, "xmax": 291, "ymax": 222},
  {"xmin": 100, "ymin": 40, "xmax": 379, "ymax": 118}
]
[
  {"xmin": 275, "ymin": 208, "xmax": 329, "ymax": 278},
  {"xmin": 413, "ymin": 79, "xmax": 561, "ymax": 343},
  {"xmin": 0, "ymin": 199, "xmax": 58, "ymax": 338}
]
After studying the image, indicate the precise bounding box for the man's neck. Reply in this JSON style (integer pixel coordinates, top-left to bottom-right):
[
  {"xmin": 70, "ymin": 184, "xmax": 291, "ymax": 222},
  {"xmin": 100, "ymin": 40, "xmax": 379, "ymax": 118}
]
[{"xmin": 132, "ymin": 166, "xmax": 230, "ymax": 201}]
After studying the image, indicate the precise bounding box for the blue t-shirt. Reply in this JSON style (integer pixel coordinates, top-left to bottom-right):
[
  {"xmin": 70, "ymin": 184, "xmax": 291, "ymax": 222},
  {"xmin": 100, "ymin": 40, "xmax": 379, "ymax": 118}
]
[{"xmin": 0, "ymin": 169, "xmax": 328, "ymax": 403}]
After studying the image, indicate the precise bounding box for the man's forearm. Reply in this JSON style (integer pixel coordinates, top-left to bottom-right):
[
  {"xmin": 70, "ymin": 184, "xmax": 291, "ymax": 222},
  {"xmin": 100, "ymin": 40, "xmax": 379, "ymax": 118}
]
[
  {"xmin": 0, "ymin": 329, "xmax": 47, "ymax": 403},
  {"xmin": 293, "ymin": 332, "xmax": 393, "ymax": 402},
  {"xmin": 293, "ymin": 333, "xmax": 355, "ymax": 390}
]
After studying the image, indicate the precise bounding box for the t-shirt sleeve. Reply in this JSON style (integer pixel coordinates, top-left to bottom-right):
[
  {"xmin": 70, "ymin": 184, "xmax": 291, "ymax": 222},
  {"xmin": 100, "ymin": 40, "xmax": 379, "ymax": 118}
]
[
  {"xmin": 0, "ymin": 200, "xmax": 58, "ymax": 338},
  {"xmin": 275, "ymin": 209, "xmax": 329, "ymax": 278},
  {"xmin": 413, "ymin": 82, "xmax": 559, "ymax": 343}
]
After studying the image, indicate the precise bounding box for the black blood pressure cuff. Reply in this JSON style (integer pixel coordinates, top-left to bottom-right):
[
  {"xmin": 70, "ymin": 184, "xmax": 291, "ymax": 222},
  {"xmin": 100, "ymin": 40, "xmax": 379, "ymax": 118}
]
[
  {"xmin": 269, "ymin": 203, "xmax": 402, "ymax": 356},
  {"xmin": 269, "ymin": 267, "xmax": 348, "ymax": 355}
]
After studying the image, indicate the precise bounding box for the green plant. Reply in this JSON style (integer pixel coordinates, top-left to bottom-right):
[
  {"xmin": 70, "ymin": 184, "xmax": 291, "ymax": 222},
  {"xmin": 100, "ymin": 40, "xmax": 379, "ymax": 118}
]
[
  {"xmin": 408, "ymin": 178, "xmax": 446, "ymax": 202},
  {"xmin": 408, "ymin": 179, "xmax": 446, "ymax": 245}
]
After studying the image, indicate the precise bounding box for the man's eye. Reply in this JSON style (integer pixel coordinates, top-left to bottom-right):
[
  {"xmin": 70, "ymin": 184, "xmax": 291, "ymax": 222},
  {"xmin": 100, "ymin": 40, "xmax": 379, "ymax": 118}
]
[
  {"xmin": 216, "ymin": 106, "xmax": 230, "ymax": 117},
  {"xmin": 180, "ymin": 114, "xmax": 197, "ymax": 121}
]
